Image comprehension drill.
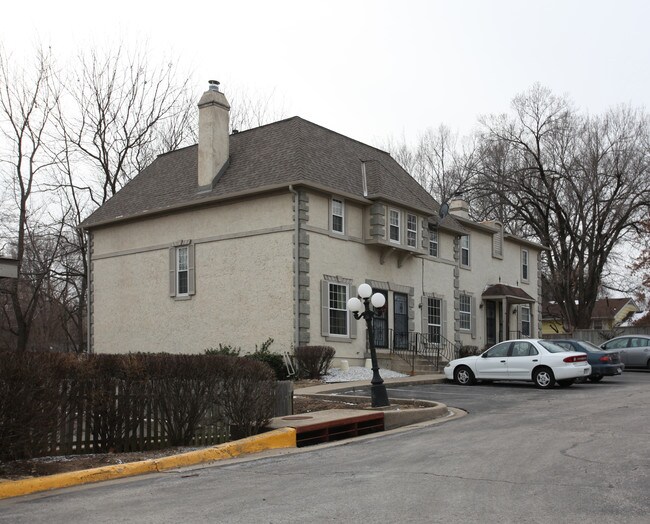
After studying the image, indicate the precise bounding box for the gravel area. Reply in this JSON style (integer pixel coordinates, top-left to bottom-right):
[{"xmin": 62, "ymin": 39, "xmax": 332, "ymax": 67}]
[{"xmin": 322, "ymin": 366, "xmax": 407, "ymax": 383}]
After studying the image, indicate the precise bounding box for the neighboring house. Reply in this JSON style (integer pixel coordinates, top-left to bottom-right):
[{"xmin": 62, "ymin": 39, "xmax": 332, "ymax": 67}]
[
  {"xmin": 0, "ymin": 257, "xmax": 18, "ymax": 280},
  {"xmin": 81, "ymin": 82, "xmax": 545, "ymax": 365},
  {"xmin": 542, "ymin": 297, "xmax": 640, "ymax": 335}
]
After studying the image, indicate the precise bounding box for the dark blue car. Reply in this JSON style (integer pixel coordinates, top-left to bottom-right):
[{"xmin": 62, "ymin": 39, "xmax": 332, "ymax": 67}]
[{"xmin": 552, "ymin": 339, "xmax": 624, "ymax": 382}]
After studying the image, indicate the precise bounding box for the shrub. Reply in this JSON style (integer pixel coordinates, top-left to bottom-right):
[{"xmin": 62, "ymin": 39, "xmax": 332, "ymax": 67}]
[
  {"xmin": 219, "ymin": 357, "xmax": 276, "ymax": 439},
  {"xmin": 0, "ymin": 351, "xmax": 79, "ymax": 461},
  {"xmin": 145, "ymin": 354, "xmax": 226, "ymax": 446},
  {"xmin": 84, "ymin": 354, "xmax": 149, "ymax": 452},
  {"xmin": 294, "ymin": 346, "xmax": 335, "ymax": 379},
  {"xmin": 246, "ymin": 338, "xmax": 291, "ymax": 380},
  {"xmin": 459, "ymin": 345, "xmax": 481, "ymax": 358},
  {"xmin": 204, "ymin": 344, "xmax": 241, "ymax": 357}
]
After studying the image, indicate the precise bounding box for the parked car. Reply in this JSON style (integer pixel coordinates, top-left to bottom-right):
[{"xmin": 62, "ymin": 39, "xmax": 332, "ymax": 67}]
[
  {"xmin": 600, "ymin": 335, "xmax": 650, "ymax": 369},
  {"xmin": 551, "ymin": 339, "xmax": 624, "ymax": 382},
  {"xmin": 444, "ymin": 339, "xmax": 591, "ymax": 389}
]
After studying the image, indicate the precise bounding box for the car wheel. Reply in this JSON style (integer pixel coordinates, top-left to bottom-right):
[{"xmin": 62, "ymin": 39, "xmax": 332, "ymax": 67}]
[
  {"xmin": 557, "ymin": 379, "xmax": 575, "ymax": 387},
  {"xmin": 589, "ymin": 375, "xmax": 604, "ymax": 382},
  {"xmin": 533, "ymin": 367, "xmax": 555, "ymax": 389},
  {"xmin": 454, "ymin": 366, "xmax": 475, "ymax": 386}
]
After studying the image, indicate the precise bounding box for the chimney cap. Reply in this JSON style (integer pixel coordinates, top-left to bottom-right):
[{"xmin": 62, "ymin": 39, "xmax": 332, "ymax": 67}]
[{"xmin": 208, "ymin": 80, "xmax": 220, "ymax": 92}]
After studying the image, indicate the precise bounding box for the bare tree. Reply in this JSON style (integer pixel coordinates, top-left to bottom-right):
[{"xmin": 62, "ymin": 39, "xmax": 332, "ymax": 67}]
[
  {"xmin": 59, "ymin": 45, "xmax": 196, "ymax": 206},
  {"xmin": 0, "ymin": 46, "xmax": 66, "ymax": 351},
  {"xmin": 475, "ymin": 84, "xmax": 650, "ymax": 330},
  {"xmin": 228, "ymin": 85, "xmax": 287, "ymax": 133},
  {"xmin": 382, "ymin": 125, "xmax": 478, "ymax": 206}
]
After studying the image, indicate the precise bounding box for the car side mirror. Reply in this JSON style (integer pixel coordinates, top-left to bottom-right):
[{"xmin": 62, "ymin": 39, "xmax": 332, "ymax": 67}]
[{"xmin": 481, "ymin": 353, "xmax": 488, "ymax": 358}]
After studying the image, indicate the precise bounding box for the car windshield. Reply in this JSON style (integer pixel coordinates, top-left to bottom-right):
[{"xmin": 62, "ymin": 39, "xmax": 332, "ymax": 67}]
[{"xmin": 539, "ymin": 340, "xmax": 570, "ymax": 353}]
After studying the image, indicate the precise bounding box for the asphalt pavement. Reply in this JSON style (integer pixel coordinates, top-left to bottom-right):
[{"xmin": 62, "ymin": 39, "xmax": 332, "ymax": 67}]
[{"xmin": 2, "ymin": 370, "xmax": 649, "ymax": 523}]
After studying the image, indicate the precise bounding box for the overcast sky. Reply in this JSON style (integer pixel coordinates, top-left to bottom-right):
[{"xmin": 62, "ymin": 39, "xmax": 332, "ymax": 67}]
[{"xmin": 2, "ymin": 0, "xmax": 649, "ymax": 147}]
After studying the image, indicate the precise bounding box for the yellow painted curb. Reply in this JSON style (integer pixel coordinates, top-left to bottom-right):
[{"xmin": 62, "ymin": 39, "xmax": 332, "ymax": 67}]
[{"xmin": 0, "ymin": 427, "xmax": 296, "ymax": 500}]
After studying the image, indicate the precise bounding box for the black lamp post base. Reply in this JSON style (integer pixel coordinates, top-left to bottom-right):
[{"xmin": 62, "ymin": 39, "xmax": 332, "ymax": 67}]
[{"xmin": 370, "ymin": 383, "xmax": 390, "ymax": 408}]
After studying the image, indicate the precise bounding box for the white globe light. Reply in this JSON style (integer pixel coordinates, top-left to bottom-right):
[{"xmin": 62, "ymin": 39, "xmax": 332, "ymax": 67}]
[
  {"xmin": 371, "ymin": 293, "xmax": 386, "ymax": 308},
  {"xmin": 347, "ymin": 297, "xmax": 363, "ymax": 312},
  {"xmin": 358, "ymin": 283, "xmax": 372, "ymax": 298}
]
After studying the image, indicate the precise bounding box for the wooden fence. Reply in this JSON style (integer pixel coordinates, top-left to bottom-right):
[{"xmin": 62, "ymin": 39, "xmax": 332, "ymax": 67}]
[{"xmin": 51, "ymin": 380, "xmax": 293, "ymax": 456}]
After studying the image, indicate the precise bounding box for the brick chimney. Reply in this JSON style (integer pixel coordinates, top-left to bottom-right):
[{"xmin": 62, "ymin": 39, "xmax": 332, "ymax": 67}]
[{"xmin": 197, "ymin": 80, "xmax": 230, "ymax": 190}]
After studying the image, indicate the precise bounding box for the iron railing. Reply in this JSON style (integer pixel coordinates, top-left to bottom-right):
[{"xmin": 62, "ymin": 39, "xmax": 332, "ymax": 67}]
[{"xmin": 386, "ymin": 329, "xmax": 461, "ymax": 374}]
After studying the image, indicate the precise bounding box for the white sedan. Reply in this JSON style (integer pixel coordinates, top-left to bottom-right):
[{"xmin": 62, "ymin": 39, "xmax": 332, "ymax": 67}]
[{"xmin": 444, "ymin": 339, "xmax": 592, "ymax": 389}]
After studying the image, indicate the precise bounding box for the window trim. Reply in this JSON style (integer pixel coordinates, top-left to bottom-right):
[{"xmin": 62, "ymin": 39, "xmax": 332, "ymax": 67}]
[
  {"xmin": 406, "ymin": 213, "xmax": 417, "ymax": 248},
  {"xmin": 321, "ymin": 277, "xmax": 356, "ymax": 340},
  {"xmin": 331, "ymin": 197, "xmax": 345, "ymax": 234},
  {"xmin": 460, "ymin": 235, "xmax": 470, "ymax": 268},
  {"xmin": 521, "ymin": 249, "xmax": 529, "ymax": 283},
  {"xmin": 176, "ymin": 246, "xmax": 189, "ymax": 296},
  {"xmin": 427, "ymin": 297, "xmax": 442, "ymax": 343},
  {"xmin": 327, "ymin": 281, "xmax": 349, "ymax": 336},
  {"xmin": 169, "ymin": 242, "xmax": 195, "ymax": 300},
  {"xmin": 389, "ymin": 208, "xmax": 401, "ymax": 244},
  {"xmin": 429, "ymin": 228, "xmax": 439, "ymax": 257},
  {"xmin": 521, "ymin": 305, "xmax": 531, "ymax": 337},
  {"xmin": 459, "ymin": 293, "xmax": 471, "ymax": 331}
]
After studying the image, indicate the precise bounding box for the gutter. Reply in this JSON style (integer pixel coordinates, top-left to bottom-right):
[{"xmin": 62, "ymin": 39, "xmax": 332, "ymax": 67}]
[{"xmin": 289, "ymin": 185, "xmax": 300, "ymax": 349}]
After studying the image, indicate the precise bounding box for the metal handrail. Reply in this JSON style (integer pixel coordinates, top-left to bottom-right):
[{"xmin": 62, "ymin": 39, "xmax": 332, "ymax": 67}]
[{"xmin": 387, "ymin": 329, "xmax": 461, "ymax": 373}]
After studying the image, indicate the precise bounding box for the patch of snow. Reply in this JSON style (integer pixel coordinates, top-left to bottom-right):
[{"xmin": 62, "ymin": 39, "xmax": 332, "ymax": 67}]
[{"xmin": 323, "ymin": 366, "xmax": 407, "ymax": 383}]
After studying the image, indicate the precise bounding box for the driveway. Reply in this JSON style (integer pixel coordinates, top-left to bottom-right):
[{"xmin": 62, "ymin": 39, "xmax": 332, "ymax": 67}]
[{"xmin": 1, "ymin": 371, "xmax": 649, "ymax": 523}]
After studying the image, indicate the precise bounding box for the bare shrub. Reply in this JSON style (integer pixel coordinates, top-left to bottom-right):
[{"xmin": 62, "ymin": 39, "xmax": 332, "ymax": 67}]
[
  {"xmin": 219, "ymin": 357, "xmax": 275, "ymax": 439},
  {"xmin": 145, "ymin": 354, "xmax": 225, "ymax": 446},
  {"xmin": 294, "ymin": 346, "xmax": 335, "ymax": 379},
  {"xmin": 0, "ymin": 351, "xmax": 79, "ymax": 460}
]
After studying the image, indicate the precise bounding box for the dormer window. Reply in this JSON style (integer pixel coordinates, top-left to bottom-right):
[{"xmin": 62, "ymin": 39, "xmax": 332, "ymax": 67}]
[
  {"xmin": 331, "ymin": 198, "xmax": 344, "ymax": 234},
  {"xmin": 389, "ymin": 209, "xmax": 400, "ymax": 243},
  {"xmin": 406, "ymin": 213, "xmax": 417, "ymax": 248}
]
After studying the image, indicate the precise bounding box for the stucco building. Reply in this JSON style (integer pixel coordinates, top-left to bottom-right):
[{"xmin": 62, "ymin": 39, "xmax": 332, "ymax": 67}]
[{"xmin": 81, "ymin": 82, "xmax": 545, "ymax": 365}]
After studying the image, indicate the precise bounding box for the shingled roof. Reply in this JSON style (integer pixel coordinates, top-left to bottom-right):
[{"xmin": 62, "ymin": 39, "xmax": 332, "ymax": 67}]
[
  {"xmin": 81, "ymin": 117, "xmax": 445, "ymax": 229},
  {"xmin": 542, "ymin": 297, "xmax": 639, "ymax": 320}
]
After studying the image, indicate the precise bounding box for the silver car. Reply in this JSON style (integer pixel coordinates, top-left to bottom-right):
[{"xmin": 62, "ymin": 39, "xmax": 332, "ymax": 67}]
[{"xmin": 600, "ymin": 335, "xmax": 650, "ymax": 369}]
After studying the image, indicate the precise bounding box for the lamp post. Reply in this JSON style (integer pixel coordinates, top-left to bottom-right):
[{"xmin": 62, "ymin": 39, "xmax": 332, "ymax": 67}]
[{"xmin": 347, "ymin": 283, "xmax": 390, "ymax": 407}]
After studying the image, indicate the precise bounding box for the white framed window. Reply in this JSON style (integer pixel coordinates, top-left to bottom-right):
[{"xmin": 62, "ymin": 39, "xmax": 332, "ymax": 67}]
[
  {"xmin": 406, "ymin": 213, "xmax": 417, "ymax": 248},
  {"xmin": 169, "ymin": 242, "xmax": 195, "ymax": 299},
  {"xmin": 389, "ymin": 209, "xmax": 400, "ymax": 243},
  {"xmin": 521, "ymin": 249, "xmax": 529, "ymax": 282},
  {"xmin": 429, "ymin": 229, "xmax": 439, "ymax": 257},
  {"xmin": 331, "ymin": 197, "xmax": 344, "ymax": 234},
  {"xmin": 328, "ymin": 282, "xmax": 349, "ymax": 336},
  {"xmin": 177, "ymin": 246, "xmax": 189, "ymax": 295},
  {"xmin": 492, "ymin": 224, "xmax": 503, "ymax": 258},
  {"xmin": 427, "ymin": 297, "xmax": 442, "ymax": 344},
  {"xmin": 459, "ymin": 294, "xmax": 471, "ymax": 331},
  {"xmin": 521, "ymin": 305, "xmax": 531, "ymax": 337},
  {"xmin": 460, "ymin": 235, "xmax": 470, "ymax": 268}
]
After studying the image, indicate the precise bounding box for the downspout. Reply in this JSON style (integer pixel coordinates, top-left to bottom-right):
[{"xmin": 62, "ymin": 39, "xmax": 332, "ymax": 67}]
[
  {"xmin": 84, "ymin": 228, "xmax": 92, "ymax": 354},
  {"xmin": 289, "ymin": 185, "xmax": 300, "ymax": 349}
]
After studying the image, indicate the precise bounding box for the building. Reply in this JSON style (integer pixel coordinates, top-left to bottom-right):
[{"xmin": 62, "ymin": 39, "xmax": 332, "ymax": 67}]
[
  {"xmin": 542, "ymin": 297, "xmax": 641, "ymax": 335},
  {"xmin": 0, "ymin": 257, "xmax": 18, "ymax": 280},
  {"xmin": 81, "ymin": 82, "xmax": 544, "ymax": 365}
]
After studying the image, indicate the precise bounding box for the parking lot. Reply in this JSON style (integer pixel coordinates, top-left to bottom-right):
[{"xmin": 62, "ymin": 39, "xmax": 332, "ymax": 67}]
[
  {"xmin": 2, "ymin": 369, "xmax": 649, "ymax": 523},
  {"xmin": 338, "ymin": 368, "xmax": 650, "ymax": 415}
]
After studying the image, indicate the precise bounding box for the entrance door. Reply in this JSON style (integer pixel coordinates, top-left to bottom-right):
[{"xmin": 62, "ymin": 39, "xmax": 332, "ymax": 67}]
[
  {"xmin": 372, "ymin": 290, "xmax": 388, "ymax": 348},
  {"xmin": 393, "ymin": 293, "xmax": 409, "ymax": 349},
  {"xmin": 486, "ymin": 301, "xmax": 497, "ymax": 346}
]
